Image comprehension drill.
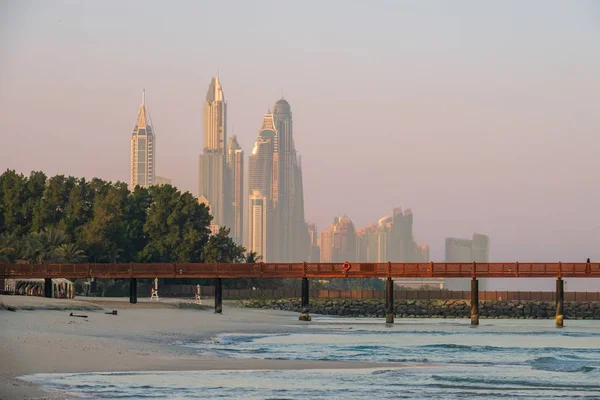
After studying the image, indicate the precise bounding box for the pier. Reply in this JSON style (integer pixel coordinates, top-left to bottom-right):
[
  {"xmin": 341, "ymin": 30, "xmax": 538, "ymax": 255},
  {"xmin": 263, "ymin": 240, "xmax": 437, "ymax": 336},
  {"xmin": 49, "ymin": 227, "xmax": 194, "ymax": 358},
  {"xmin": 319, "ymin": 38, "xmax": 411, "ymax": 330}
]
[{"xmin": 2, "ymin": 261, "xmax": 598, "ymax": 326}]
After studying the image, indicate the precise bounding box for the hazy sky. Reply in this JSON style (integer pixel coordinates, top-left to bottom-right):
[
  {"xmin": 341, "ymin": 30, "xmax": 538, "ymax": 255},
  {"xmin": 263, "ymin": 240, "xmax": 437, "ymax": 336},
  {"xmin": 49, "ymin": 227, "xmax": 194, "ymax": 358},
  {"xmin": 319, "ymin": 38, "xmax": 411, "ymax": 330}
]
[{"xmin": 1, "ymin": 0, "xmax": 599, "ymax": 262}]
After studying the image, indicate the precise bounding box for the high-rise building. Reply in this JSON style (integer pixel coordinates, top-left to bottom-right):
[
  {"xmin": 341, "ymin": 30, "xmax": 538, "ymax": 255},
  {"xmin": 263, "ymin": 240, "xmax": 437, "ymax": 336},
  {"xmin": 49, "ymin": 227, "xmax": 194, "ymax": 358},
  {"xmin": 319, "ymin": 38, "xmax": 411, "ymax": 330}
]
[
  {"xmin": 227, "ymin": 136, "xmax": 244, "ymax": 245},
  {"xmin": 248, "ymin": 113, "xmax": 276, "ymax": 259},
  {"xmin": 247, "ymin": 100, "xmax": 309, "ymax": 262},
  {"xmin": 445, "ymin": 233, "xmax": 490, "ymax": 262},
  {"xmin": 307, "ymin": 223, "xmax": 320, "ymax": 262},
  {"xmin": 199, "ymin": 77, "xmax": 228, "ymax": 227},
  {"xmin": 445, "ymin": 233, "xmax": 490, "ymax": 290},
  {"xmin": 356, "ymin": 224, "xmax": 380, "ymax": 262},
  {"xmin": 248, "ymin": 190, "xmax": 268, "ymax": 261},
  {"xmin": 389, "ymin": 208, "xmax": 414, "ymax": 261},
  {"xmin": 320, "ymin": 216, "xmax": 357, "ymax": 262},
  {"xmin": 445, "ymin": 238, "xmax": 473, "ymax": 262},
  {"xmin": 471, "ymin": 233, "xmax": 490, "ymax": 262},
  {"xmin": 130, "ymin": 89, "xmax": 155, "ymax": 189},
  {"xmin": 272, "ymin": 99, "xmax": 309, "ymax": 261}
]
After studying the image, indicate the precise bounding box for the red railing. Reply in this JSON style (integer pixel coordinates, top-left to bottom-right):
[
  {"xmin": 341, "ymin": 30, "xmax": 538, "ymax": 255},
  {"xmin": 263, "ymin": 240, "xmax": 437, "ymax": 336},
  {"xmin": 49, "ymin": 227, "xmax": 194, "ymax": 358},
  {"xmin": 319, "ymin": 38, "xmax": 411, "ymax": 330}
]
[{"xmin": 1, "ymin": 262, "xmax": 600, "ymax": 279}]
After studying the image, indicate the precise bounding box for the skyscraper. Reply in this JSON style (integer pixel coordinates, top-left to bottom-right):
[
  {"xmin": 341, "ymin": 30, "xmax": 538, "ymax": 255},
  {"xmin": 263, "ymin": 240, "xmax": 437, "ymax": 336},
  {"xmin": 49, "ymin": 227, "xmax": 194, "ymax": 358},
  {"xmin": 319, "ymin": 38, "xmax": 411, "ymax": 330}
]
[
  {"xmin": 248, "ymin": 112, "xmax": 276, "ymax": 259},
  {"xmin": 248, "ymin": 190, "xmax": 268, "ymax": 261},
  {"xmin": 227, "ymin": 136, "xmax": 244, "ymax": 245},
  {"xmin": 199, "ymin": 77, "xmax": 228, "ymax": 227},
  {"xmin": 320, "ymin": 216, "xmax": 357, "ymax": 262},
  {"xmin": 130, "ymin": 89, "xmax": 155, "ymax": 189},
  {"xmin": 246, "ymin": 99, "xmax": 309, "ymax": 261},
  {"xmin": 272, "ymin": 98, "xmax": 309, "ymax": 261}
]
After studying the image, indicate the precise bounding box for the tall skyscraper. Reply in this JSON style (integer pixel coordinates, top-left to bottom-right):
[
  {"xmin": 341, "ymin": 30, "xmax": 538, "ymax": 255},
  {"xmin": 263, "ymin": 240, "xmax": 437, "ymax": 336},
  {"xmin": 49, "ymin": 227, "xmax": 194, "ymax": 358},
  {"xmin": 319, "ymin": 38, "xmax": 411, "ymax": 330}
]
[
  {"xmin": 246, "ymin": 99, "xmax": 309, "ymax": 261},
  {"xmin": 272, "ymin": 99, "xmax": 309, "ymax": 261},
  {"xmin": 248, "ymin": 190, "xmax": 268, "ymax": 261},
  {"xmin": 227, "ymin": 136, "xmax": 244, "ymax": 245},
  {"xmin": 130, "ymin": 89, "xmax": 155, "ymax": 189},
  {"xmin": 199, "ymin": 77, "xmax": 228, "ymax": 227},
  {"xmin": 248, "ymin": 112, "xmax": 276, "ymax": 259}
]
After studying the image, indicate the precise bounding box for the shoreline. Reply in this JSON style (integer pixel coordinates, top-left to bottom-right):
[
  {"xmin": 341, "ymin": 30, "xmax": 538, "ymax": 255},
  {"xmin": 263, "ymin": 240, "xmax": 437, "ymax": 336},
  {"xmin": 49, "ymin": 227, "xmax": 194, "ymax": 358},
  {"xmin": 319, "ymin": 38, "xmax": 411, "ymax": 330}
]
[{"xmin": 0, "ymin": 296, "xmax": 406, "ymax": 400}]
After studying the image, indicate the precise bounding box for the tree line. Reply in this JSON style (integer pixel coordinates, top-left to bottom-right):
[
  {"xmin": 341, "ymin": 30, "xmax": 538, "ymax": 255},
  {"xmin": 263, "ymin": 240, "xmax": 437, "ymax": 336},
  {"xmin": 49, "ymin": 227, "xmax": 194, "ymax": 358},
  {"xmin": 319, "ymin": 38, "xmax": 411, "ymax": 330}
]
[
  {"xmin": 0, "ymin": 170, "xmax": 383, "ymax": 291},
  {"xmin": 0, "ymin": 170, "xmax": 247, "ymax": 264}
]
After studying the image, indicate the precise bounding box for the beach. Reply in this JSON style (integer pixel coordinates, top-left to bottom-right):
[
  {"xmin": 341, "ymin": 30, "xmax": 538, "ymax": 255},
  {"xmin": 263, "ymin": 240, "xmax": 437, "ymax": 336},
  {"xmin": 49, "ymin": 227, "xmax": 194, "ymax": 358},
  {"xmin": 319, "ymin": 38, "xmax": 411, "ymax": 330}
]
[
  {"xmin": 3, "ymin": 295, "xmax": 600, "ymax": 399},
  {"xmin": 0, "ymin": 296, "xmax": 386, "ymax": 400}
]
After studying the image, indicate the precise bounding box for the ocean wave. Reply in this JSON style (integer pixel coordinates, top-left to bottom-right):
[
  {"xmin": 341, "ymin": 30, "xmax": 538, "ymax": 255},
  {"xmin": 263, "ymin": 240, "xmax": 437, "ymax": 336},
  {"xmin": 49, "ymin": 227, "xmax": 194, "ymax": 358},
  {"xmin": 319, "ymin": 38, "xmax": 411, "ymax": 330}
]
[{"xmin": 529, "ymin": 356, "xmax": 599, "ymax": 373}]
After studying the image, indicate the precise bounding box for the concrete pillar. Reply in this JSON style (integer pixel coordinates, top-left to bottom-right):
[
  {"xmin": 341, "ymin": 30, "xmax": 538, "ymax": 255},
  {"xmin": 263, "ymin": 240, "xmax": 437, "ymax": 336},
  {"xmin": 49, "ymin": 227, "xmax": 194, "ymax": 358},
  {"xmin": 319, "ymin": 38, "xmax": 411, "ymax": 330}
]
[
  {"xmin": 129, "ymin": 278, "xmax": 137, "ymax": 304},
  {"xmin": 299, "ymin": 277, "xmax": 311, "ymax": 321},
  {"xmin": 471, "ymin": 278, "xmax": 479, "ymax": 326},
  {"xmin": 556, "ymin": 278, "xmax": 564, "ymax": 327},
  {"xmin": 386, "ymin": 277, "xmax": 394, "ymax": 324},
  {"xmin": 44, "ymin": 278, "xmax": 52, "ymax": 298},
  {"xmin": 214, "ymin": 278, "xmax": 223, "ymax": 314}
]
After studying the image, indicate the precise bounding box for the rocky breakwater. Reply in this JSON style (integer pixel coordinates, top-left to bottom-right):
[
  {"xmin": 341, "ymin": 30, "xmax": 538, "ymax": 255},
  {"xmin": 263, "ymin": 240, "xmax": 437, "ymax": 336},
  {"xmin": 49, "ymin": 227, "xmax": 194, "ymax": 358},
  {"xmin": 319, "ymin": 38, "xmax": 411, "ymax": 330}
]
[{"xmin": 236, "ymin": 298, "xmax": 600, "ymax": 319}]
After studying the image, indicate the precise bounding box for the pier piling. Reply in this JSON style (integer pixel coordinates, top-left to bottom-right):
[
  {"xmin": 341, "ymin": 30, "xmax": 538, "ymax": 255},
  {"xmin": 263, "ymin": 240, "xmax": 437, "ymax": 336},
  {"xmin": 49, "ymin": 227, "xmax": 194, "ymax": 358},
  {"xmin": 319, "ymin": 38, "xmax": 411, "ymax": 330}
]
[
  {"xmin": 44, "ymin": 278, "xmax": 52, "ymax": 298},
  {"xmin": 471, "ymin": 278, "xmax": 479, "ymax": 326},
  {"xmin": 556, "ymin": 278, "xmax": 564, "ymax": 327},
  {"xmin": 299, "ymin": 277, "xmax": 311, "ymax": 321},
  {"xmin": 129, "ymin": 278, "xmax": 137, "ymax": 304},
  {"xmin": 214, "ymin": 277, "xmax": 223, "ymax": 314},
  {"xmin": 386, "ymin": 277, "xmax": 394, "ymax": 324}
]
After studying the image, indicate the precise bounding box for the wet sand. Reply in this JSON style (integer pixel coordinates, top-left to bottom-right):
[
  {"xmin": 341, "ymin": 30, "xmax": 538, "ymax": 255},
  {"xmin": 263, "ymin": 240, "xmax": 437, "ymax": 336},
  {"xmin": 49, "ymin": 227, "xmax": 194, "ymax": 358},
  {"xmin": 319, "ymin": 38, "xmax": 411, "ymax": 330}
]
[{"xmin": 0, "ymin": 296, "xmax": 392, "ymax": 399}]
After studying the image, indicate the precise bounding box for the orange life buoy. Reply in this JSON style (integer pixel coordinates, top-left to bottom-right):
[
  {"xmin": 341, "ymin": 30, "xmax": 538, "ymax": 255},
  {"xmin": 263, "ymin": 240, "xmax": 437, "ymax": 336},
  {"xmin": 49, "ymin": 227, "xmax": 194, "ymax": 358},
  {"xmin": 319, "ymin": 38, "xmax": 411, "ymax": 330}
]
[{"xmin": 342, "ymin": 261, "xmax": 351, "ymax": 272}]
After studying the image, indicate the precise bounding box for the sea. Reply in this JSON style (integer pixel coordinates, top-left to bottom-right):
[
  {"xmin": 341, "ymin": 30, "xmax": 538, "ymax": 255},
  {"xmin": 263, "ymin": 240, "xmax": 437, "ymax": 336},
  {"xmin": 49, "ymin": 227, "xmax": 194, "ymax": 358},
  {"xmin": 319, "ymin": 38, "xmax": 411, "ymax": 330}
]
[{"xmin": 23, "ymin": 317, "xmax": 600, "ymax": 399}]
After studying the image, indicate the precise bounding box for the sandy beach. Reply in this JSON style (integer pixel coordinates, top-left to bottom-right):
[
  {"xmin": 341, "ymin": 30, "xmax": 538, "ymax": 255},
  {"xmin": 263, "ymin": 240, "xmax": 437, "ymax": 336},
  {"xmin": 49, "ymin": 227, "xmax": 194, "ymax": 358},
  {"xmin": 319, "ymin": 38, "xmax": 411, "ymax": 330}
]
[{"xmin": 0, "ymin": 296, "xmax": 391, "ymax": 400}]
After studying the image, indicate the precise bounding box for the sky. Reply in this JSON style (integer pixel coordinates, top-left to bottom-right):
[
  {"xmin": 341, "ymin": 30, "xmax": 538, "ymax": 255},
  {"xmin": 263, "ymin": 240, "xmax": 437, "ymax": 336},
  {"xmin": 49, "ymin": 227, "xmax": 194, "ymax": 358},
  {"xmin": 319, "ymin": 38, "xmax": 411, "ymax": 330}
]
[{"xmin": 1, "ymin": 0, "xmax": 599, "ymax": 263}]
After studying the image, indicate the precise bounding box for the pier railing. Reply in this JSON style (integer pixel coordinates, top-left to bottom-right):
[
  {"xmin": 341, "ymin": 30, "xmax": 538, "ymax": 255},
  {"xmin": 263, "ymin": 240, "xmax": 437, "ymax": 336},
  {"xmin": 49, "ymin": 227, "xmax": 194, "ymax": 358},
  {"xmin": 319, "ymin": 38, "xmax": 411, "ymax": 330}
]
[{"xmin": 1, "ymin": 262, "xmax": 599, "ymax": 279}]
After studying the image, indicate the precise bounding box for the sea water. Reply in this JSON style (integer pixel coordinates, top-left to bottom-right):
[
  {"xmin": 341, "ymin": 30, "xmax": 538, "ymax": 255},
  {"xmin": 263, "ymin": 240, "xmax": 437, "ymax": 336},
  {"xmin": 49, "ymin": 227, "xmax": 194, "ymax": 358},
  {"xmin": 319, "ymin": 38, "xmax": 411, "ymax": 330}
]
[{"xmin": 24, "ymin": 318, "xmax": 600, "ymax": 399}]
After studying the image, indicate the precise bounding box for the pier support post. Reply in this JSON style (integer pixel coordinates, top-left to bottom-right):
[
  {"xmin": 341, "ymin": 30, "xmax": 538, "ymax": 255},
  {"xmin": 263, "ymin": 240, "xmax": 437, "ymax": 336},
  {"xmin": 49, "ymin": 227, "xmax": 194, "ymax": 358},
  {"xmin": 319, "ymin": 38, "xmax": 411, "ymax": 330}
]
[
  {"xmin": 299, "ymin": 277, "xmax": 311, "ymax": 321},
  {"xmin": 214, "ymin": 278, "xmax": 223, "ymax": 314},
  {"xmin": 556, "ymin": 278, "xmax": 564, "ymax": 327},
  {"xmin": 386, "ymin": 277, "xmax": 394, "ymax": 324},
  {"xmin": 470, "ymin": 278, "xmax": 479, "ymax": 326},
  {"xmin": 44, "ymin": 278, "xmax": 52, "ymax": 298},
  {"xmin": 129, "ymin": 278, "xmax": 137, "ymax": 304}
]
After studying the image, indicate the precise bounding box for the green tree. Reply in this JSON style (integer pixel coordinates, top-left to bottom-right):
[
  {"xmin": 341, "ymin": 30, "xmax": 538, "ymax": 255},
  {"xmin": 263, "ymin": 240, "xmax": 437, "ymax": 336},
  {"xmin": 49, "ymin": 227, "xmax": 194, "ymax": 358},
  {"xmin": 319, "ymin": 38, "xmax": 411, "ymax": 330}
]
[
  {"xmin": 32, "ymin": 175, "xmax": 76, "ymax": 232},
  {"xmin": 0, "ymin": 170, "xmax": 29, "ymax": 235},
  {"xmin": 201, "ymin": 227, "xmax": 245, "ymax": 263},
  {"xmin": 142, "ymin": 185, "xmax": 212, "ymax": 262},
  {"xmin": 55, "ymin": 243, "xmax": 87, "ymax": 263}
]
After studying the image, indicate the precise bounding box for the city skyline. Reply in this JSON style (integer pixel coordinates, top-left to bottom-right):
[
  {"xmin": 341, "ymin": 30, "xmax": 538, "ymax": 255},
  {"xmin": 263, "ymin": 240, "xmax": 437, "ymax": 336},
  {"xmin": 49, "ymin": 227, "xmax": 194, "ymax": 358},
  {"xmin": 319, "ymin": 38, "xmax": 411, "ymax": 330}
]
[{"xmin": 1, "ymin": 1, "xmax": 599, "ymax": 262}]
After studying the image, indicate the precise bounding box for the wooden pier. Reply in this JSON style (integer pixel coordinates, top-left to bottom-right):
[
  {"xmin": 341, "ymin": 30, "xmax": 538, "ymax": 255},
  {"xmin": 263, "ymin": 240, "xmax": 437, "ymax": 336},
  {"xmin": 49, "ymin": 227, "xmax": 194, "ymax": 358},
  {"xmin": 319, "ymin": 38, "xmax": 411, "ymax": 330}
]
[{"xmin": 2, "ymin": 261, "xmax": 598, "ymax": 326}]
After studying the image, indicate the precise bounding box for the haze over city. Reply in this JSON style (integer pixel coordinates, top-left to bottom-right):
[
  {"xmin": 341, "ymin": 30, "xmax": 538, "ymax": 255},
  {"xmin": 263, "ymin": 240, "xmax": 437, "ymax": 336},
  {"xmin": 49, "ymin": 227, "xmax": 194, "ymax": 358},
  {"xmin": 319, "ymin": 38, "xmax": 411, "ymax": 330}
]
[{"xmin": 1, "ymin": 0, "xmax": 599, "ymax": 262}]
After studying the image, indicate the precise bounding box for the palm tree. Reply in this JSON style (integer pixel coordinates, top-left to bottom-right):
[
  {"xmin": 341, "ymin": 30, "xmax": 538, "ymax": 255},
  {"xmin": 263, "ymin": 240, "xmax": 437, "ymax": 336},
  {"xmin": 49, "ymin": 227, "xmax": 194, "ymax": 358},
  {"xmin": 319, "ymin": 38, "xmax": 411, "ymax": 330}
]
[
  {"xmin": 56, "ymin": 243, "xmax": 87, "ymax": 263},
  {"xmin": 245, "ymin": 251, "xmax": 263, "ymax": 263}
]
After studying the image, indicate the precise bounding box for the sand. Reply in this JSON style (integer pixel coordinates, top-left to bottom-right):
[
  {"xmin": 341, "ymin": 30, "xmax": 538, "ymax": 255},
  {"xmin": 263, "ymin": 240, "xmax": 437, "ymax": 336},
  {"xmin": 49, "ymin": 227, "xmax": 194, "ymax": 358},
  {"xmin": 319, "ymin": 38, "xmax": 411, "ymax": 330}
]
[{"xmin": 0, "ymin": 296, "xmax": 395, "ymax": 399}]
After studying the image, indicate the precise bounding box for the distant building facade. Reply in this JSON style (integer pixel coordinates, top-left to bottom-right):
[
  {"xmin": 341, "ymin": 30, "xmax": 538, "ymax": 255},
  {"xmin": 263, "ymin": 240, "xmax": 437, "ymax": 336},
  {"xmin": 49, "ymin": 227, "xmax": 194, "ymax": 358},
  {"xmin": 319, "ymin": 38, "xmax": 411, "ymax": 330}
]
[
  {"xmin": 154, "ymin": 176, "xmax": 171, "ymax": 186},
  {"xmin": 444, "ymin": 233, "xmax": 490, "ymax": 290},
  {"xmin": 247, "ymin": 100, "xmax": 309, "ymax": 262},
  {"xmin": 130, "ymin": 89, "xmax": 155, "ymax": 189},
  {"xmin": 199, "ymin": 77, "xmax": 228, "ymax": 227},
  {"xmin": 320, "ymin": 216, "xmax": 357, "ymax": 262},
  {"xmin": 354, "ymin": 208, "xmax": 430, "ymax": 263},
  {"xmin": 227, "ymin": 136, "xmax": 244, "ymax": 245},
  {"xmin": 248, "ymin": 190, "xmax": 268, "ymax": 261},
  {"xmin": 445, "ymin": 233, "xmax": 490, "ymax": 263},
  {"xmin": 307, "ymin": 223, "xmax": 321, "ymax": 262}
]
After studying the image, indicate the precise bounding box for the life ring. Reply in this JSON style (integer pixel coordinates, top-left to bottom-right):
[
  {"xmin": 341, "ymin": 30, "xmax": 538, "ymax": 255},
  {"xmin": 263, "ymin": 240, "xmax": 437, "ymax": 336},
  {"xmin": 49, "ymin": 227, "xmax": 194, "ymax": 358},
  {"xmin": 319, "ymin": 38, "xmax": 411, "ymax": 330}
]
[{"xmin": 342, "ymin": 262, "xmax": 351, "ymax": 272}]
